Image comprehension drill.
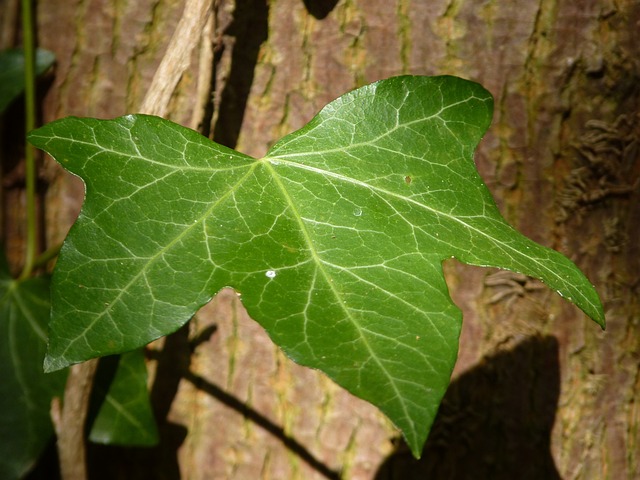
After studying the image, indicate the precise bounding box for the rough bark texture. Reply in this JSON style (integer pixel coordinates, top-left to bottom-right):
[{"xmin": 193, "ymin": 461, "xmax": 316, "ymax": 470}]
[{"xmin": 2, "ymin": 0, "xmax": 638, "ymax": 479}]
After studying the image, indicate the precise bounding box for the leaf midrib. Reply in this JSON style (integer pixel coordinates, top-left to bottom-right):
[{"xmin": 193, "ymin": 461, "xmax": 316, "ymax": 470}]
[
  {"xmin": 265, "ymin": 155, "xmax": 599, "ymax": 319},
  {"xmin": 101, "ymin": 392, "xmax": 151, "ymax": 438},
  {"xmin": 261, "ymin": 160, "xmax": 418, "ymax": 437}
]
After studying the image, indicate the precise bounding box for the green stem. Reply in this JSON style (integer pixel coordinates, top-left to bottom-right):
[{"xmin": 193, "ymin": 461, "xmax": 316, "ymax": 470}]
[
  {"xmin": 19, "ymin": 0, "xmax": 37, "ymax": 281},
  {"xmin": 33, "ymin": 242, "xmax": 62, "ymax": 269}
]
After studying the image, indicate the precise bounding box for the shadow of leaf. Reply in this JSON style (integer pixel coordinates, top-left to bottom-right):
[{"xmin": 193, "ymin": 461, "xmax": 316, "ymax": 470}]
[
  {"xmin": 302, "ymin": 0, "xmax": 339, "ymax": 19},
  {"xmin": 84, "ymin": 321, "xmax": 340, "ymax": 480},
  {"xmin": 213, "ymin": 0, "xmax": 269, "ymax": 149},
  {"xmin": 375, "ymin": 335, "xmax": 562, "ymax": 480}
]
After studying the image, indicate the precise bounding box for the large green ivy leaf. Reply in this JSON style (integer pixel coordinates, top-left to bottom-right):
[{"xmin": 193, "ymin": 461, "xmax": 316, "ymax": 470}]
[
  {"xmin": 0, "ymin": 255, "xmax": 67, "ymax": 480},
  {"xmin": 28, "ymin": 76, "xmax": 604, "ymax": 456}
]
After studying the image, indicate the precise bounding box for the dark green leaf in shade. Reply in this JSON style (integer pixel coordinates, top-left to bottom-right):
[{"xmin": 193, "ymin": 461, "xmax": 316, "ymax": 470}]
[
  {"xmin": 0, "ymin": 254, "xmax": 67, "ymax": 479},
  {"xmin": 0, "ymin": 48, "xmax": 55, "ymax": 113},
  {"xmin": 88, "ymin": 349, "xmax": 159, "ymax": 446},
  {"xmin": 28, "ymin": 76, "xmax": 604, "ymax": 456}
]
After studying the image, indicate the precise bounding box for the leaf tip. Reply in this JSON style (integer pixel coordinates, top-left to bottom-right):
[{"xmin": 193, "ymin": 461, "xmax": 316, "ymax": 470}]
[
  {"xmin": 407, "ymin": 440, "xmax": 424, "ymax": 460},
  {"xmin": 43, "ymin": 354, "xmax": 69, "ymax": 373},
  {"xmin": 399, "ymin": 423, "xmax": 430, "ymax": 460},
  {"xmin": 582, "ymin": 288, "xmax": 606, "ymax": 330}
]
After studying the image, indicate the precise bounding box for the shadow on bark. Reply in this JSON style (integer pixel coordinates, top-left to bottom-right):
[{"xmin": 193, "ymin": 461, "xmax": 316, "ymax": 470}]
[
  {"xmin": 85, "ymin": 322, "xmax": 340, "ymax": 480},
  {"xmin": 182, "ymin": 371, "xmax": 341, "ymax": 480},
  {"xmin": 213, "ymin": 0, "xmax": 269, "ymax": 150},
  {"xmin": 302, "ymin": 0, "xmax": 339, "ymax": 19},
  {"xmin": 375, "ymin": 335, "xmax": 562, "ymax": 480}
]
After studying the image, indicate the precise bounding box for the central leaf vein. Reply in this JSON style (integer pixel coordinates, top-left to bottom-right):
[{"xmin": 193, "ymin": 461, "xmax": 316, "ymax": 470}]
[{"xmin": 262, "ymin": 161, "xmax": 415, "ymax": 428}]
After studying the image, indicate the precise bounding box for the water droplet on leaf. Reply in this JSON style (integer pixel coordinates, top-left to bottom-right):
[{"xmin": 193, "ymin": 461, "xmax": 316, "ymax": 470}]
[{"xmin": 353, "ymin": 208, "xmax": 362, "ymax": 217}]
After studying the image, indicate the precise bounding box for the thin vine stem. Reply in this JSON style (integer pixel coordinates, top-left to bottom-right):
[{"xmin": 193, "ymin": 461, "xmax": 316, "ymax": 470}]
[
  {"xmin": 33, "ymin": 242, "xmax": 62, "ymax": 269},
  {"xmin": 18, "ymin": 0, "xmax": 37, "ymax": 281}
]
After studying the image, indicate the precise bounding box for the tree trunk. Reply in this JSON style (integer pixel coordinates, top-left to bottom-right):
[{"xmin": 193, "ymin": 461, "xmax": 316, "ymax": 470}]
[{"xmin": 4, "ymin": 0, "xmax": 638, "ymax": 478}]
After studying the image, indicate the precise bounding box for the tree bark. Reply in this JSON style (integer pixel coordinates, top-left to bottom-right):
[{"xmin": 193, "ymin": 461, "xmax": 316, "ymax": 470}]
[
  {"xmin": 51, "ymin": 360, "xmax": 99, "ymax": 480},
  {"xmin": 5, "ymin": 0, "xmax": 637, "ymax": 478}
]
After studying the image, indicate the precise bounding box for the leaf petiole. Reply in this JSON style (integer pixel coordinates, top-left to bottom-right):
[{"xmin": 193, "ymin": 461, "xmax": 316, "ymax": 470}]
[{"xmin": 32, "ymin": 242, "xmax": 62, "ymax": 269}]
